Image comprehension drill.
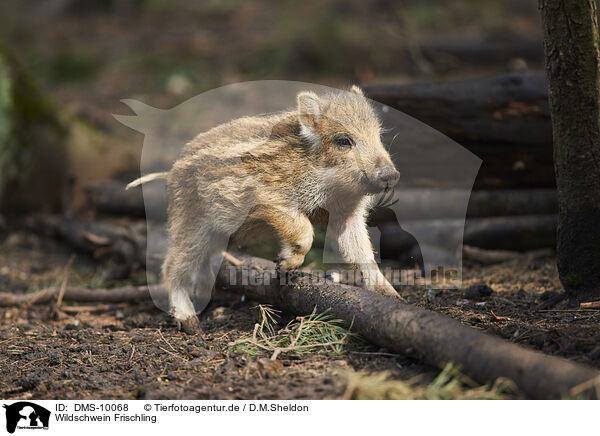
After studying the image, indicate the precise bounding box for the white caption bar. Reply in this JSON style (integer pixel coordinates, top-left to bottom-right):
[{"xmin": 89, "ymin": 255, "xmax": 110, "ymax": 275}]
[{"xmin": 0, "ymin": 400, "xmax": 594, "ymax": 436}]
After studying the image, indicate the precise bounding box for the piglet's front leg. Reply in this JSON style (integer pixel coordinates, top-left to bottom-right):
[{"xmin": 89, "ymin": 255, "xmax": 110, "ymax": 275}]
[{"xmin": 332, "ymin": 212, "xmax": 405, "ymax": 301}]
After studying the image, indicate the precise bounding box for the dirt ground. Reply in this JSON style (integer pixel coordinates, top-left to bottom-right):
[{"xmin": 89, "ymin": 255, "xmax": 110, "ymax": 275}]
[{"xmin": 1, "ymin": 224, "xmax": 598, "ymax": 400}]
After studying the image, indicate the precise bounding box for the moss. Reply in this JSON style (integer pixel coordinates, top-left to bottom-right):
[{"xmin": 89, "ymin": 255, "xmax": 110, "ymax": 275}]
[
  {"xmin": 563, "ymin": 271, "xmax": 586, "ymax": 288},
  {"xmin": 0, "ymin": 40, "xmax": 66, "ymax": 203},
  {"xmin": 0, "ymin": 56, "xmax": 12, "ymax": 172},
  {"xmin": 45, "ymin": 50, "xmax": 99, "ymax": 83}
]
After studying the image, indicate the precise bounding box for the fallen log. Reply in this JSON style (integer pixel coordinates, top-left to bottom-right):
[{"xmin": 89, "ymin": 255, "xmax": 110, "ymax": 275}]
[
  {"xmin": 463, "ymin": 214, "xmax": 557, "ymax": 251},
  {"xmin": 363, "ymin": 72, "xmax": 551, "ymax": 147},
  {"xmin": 467, "ymin": 143, "xmax": 555, "ymax": 189},
  {"xmin": 2, "ymin": 253, "xmax": 598, "ymax": 398},
  {"xmin": 421, "ymin": 34, "xmax": 544, "ymax": 65},
  {"xmin": 379, "ymin": 215, "xmax": 557, "ymax": 254},
  {"xmin": 462, "ymin": 245, "xmax": 554, "ymax": 265},
  {"xmin": 215, "ymin": 254, "xmax": 599, "ymax": 399},
  {"xmin": 465, "ymin": 189, "xmax": 557, "ymax": 217},
  {"xmin": 369, "ymin": 188, "xmax": 557, "ymax": 222}
]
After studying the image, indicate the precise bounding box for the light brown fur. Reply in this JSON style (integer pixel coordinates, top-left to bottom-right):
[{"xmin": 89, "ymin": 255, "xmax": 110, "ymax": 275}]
[{"xmin": 160, "ymin": 86, "xmax": 401, "ymax": 328}]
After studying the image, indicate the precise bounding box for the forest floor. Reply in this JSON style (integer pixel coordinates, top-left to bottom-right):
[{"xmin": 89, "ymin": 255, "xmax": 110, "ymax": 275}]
[{"xmin": 1, "ymin": 224, "xmax": 598, "ymax": 400}]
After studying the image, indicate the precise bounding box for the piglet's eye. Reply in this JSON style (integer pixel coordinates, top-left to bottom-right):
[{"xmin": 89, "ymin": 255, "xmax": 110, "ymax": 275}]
[{"xmin": 334, "ymin": 135, "xmax": 354, "ymax": 147}]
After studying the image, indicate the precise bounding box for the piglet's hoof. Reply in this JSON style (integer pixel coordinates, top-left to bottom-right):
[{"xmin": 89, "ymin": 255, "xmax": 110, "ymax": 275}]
[
  {"xmin": 275, "ymin": 263, "xmax": 302, "ymax": 283},
  {"xmin": 178, "ymin": 316, "xmax": 204, "ymax": 336}
]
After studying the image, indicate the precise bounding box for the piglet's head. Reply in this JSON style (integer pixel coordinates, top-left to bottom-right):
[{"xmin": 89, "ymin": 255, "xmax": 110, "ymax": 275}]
[{"xmin": 297, "ymin": 86, "xmax": 400, "ymax": 195}]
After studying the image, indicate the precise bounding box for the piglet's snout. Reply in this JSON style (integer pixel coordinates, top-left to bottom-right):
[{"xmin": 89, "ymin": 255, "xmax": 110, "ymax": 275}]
[{"xmin": 376, "ymin": 164, "xmax": 400, "ymax": 189}]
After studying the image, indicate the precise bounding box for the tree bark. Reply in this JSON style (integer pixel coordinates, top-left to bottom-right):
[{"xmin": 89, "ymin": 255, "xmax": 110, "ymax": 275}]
[{"xmin": 540, "ymin": 0, "xmax": 600, "ymax": 302}]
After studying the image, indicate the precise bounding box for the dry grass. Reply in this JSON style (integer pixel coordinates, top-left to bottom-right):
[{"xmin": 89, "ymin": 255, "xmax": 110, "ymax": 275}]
[
  {"xmin": 340, "ymin": 363, "xmax": 519, "ymax": 400},
  {"xmin": 228, "ymin": 305, "xmax": 361, "ymax": 360}
]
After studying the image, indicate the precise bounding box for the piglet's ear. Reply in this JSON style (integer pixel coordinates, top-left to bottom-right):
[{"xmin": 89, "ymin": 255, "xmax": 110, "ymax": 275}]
[
  {"xmin": 350, "ymin": 85, "xmax": 364, "ymax": 96},
  {"xmin": 297, "ymin": 91, "xmax": 321, "ymax": 132}
]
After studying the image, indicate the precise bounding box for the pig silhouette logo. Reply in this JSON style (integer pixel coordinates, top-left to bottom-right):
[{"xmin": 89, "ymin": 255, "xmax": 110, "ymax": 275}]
[
  {"xmin": 3, "ymin": 402, "xmax": 50, "ymax": 433},
  {"xmin": 115, "ymin": 81, "xmax": 481, "ymax": 317}
]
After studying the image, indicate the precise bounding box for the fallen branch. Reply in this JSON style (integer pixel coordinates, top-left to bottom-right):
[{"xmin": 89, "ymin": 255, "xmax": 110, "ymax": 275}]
[
  {"xmin": 216, "ymin": 254, "xmax": 600, "ymax": 399},
  {"xmin": 0, "ymin": 286, "xmax": 151, "ymax": 307},
  {"xmin": 463, "ymin": 245, "xmax": 554, "ymax": 265},
  {"xmin": 580, "ymin": 301, "xmax": 600, "ymax": 309}
]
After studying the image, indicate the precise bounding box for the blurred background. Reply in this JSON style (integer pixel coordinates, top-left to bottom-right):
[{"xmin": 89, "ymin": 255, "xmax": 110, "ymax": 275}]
[
  {"xmin": 0, "ymin": 0, "xmax": 545, "ymax": 214},
  {"xmin": 1, "ymin": 0, "xmax": 542, "ymax": 112}
]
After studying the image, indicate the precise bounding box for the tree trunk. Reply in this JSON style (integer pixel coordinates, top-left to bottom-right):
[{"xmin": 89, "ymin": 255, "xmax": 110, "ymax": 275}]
[{"xmin": 540, "ymin": 0, "xmax": 600, "ymax": 302}]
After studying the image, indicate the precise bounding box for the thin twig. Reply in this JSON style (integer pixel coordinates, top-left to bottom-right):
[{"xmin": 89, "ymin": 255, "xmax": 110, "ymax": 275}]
[
  {"xmin": 222, "ymin": 251, "xmax": 245, "ymax": 266},
  {"xmin": 224, "ymin": 250, "xmax": 264, "ymax": 273},
  {"xmin": 158, "ymin": 346, "xmax": 185, "ymax": 360},
  {"xmin": 56, "ymin": 254, "xmax": 76, "ymax": 307},
  {"xmin": 490, "ymin": 310, "xmax": 512, "ymax": 322},
  {"xmin": 271, "ymin": 316, "xmax": 305, "ymax": 360},
  {"xmin": 19, "ymin": 357, "xmax": 48, "ymax": 370},
  {"xmin": 60, "ymin": 304, "xmax": 117, "ymax": 313},
  {"xmin": 157, "ymin": 329, "xmax": 177, "ymax": 352}
]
